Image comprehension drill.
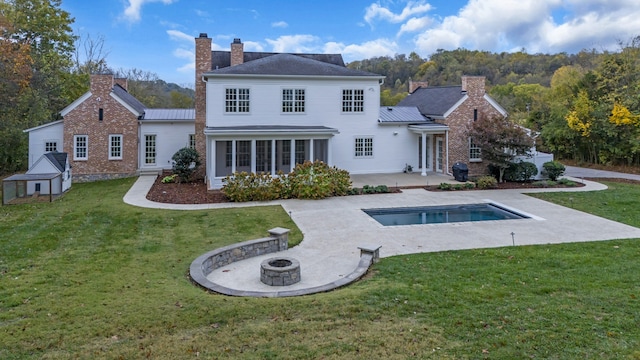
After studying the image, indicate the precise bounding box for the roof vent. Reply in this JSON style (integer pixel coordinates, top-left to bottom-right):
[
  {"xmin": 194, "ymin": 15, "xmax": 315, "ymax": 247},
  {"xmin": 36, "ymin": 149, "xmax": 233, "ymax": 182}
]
[
  {"xmin": 461, "ymin": 90, "xmax": 467, "ymax": 95},
  {"xmin": 387, "ymin": 107, "xmax": 393, "ymax": 111}
]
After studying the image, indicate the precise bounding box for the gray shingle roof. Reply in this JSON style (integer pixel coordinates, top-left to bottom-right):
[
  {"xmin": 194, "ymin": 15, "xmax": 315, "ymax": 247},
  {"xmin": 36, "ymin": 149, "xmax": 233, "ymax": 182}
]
[
  {"xmin": 142, "ymin": 109, "xmax": 195, "ymax": 121},
  {"xmin": 397, "ymin": 86, "xmax": 465, "ymax": 117},
  {"xmin": 205, "ymin": 53, "xmax": 382, "ymax": 78},
  {"xmin": 112, "ymin": 84, "xmax": 147, "ymax": 114},
  {"xmin": 378, "ymin": 106, "xmax": 429, "ymax": 123},
  {"xmin": 211, "ymin": 51, "xmax": 345, "ymax": 69},
  {"xmin": 44, "ymin": 152, "xmax": 68, "ymax": 172}
]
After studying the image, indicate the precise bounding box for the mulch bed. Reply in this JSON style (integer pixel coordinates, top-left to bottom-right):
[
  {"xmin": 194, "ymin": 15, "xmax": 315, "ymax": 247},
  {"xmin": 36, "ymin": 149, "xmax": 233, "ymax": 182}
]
[{"xmin": 146, "ymin": 176, "xmax": 640, "ymax": 205}]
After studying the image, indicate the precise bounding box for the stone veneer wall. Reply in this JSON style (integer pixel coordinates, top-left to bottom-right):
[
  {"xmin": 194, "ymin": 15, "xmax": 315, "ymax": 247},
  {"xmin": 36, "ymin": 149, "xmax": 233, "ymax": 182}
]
[
  {"xmin": 194, "ymin": 228, "xmax": 289, "ymax": 277},
  {"xmin": 436, "ymin": 76, "xmax": 505, "ymax": 177},
  {"xmin": 63, "ymin": 74, "xmax": 139, "ymax": 180},
  {"xmin": 194, "ymin": 34, "xmax": 212, "ymax": 181}
]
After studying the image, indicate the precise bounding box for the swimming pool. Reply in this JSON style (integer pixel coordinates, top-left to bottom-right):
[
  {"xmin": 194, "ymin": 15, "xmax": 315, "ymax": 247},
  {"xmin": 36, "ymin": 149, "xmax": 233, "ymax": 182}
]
[{"xmin": 363, "ymin": 203, "xmax": 530, "ymax": 226}]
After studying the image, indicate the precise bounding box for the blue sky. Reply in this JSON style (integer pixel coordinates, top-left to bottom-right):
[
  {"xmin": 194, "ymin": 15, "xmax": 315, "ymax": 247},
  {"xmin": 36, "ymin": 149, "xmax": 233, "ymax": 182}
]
[{"xmin": 61, "ymin": 0, "xmax": 640, "ymax": 87}]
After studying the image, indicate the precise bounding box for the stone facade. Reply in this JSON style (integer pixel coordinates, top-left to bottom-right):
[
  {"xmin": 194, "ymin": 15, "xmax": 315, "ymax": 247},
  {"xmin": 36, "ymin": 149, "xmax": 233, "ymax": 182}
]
[
  {"xmin": 63, "ymin": 74, "xmax": 139, "ymax": 181},
  {"xmin": 194, "ymin": 34, "xmax": 212, "ymax": 182}
]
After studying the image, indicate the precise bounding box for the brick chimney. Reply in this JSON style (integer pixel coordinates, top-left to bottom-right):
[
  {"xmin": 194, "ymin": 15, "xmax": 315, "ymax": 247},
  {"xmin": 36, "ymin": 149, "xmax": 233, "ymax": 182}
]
[
  {"xmin": 409, "ymin": 79, "xmax": 428, "ymax": 93},
  {"xmin": 461, "ymin": 76, "xmax": 486, "ymax": 98},
  {"xmin": 114, "ymin": 78, "xmax": 128, "ymax": 91},
  {"xmin": 195, "ymin": 33, "xmax": 212, "ymax": 181},
  {"xmin": 90, "ymin": 74, "xmax": 114, "ymax": 95},
  {"xmin": 230, "ymin": 38, "xmax": 244, "ymax": 66}
]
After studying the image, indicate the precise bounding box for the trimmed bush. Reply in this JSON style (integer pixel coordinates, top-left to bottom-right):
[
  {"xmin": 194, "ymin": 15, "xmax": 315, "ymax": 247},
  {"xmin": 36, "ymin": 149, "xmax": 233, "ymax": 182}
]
[
  {"xmin": 542, "ymin": 161, "xmax": 566, "ymax": 181},
  {"xmin": 438, "ymin": 183, "xmax": 452, "ymax": 190},
  {"xmin": 505, "ymin": 161, "xmax": 539, "ymax": 182},
  {"xmin": 222, "ymin": 161, "xmax": 353, "ymax": 202},
  {"xmin": 476, "ymin": 175, "xmax": 498, "ymax": 189},
  {"xmin": 171, "ymin": 147, "xmax": 201, "ymax": 183}
]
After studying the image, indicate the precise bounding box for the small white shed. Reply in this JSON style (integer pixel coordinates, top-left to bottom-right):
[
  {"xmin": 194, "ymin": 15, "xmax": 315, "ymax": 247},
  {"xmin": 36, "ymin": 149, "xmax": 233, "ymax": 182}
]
[{"xmin": 2, "ymin": 152, "xmax": 71, "ymax": 205}]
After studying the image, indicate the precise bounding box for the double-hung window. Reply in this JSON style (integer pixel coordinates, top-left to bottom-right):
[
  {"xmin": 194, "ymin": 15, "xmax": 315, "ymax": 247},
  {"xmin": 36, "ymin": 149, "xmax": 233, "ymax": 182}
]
[
  {"xmin": 74, "ymin": 135, "xmax": 88, "ymax": 160},
  {"xmin": 225, "ymin": 88, "xmax": 250, "ymax": 113},
  {"xmin": 355, "ymin": 137, "xmax": 373, "ymax": 158},
  {"xmin": 109, "ymin": 134, "xmax": 123, "ymax": 160},
  {"xmin": 469, "ymin": 138, "xmax": 482, "ymax": 162},
  {"xmin": 342, "ymin": 89, "xmax": 364, "ymax": 112},
  {"xmin": 282, "ymin": 89, "xmax": 305, "ymax": 113},
  {"xmin": 189, "ymin": 134, "xmax": 196, "ymax": 150}
]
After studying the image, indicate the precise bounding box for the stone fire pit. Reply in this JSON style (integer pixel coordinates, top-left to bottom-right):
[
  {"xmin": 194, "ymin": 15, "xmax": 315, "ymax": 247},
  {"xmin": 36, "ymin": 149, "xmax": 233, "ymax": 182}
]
[{"xmin": 260, "ymin": 257, "xmax": 301, "ymax": 286}]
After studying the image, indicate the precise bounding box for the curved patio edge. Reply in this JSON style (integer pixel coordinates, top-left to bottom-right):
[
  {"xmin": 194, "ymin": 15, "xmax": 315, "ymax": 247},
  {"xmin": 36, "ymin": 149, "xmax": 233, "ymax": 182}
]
[{"xmin": 189, "ymin": 232, "xmax": 381, "ymax": 298}]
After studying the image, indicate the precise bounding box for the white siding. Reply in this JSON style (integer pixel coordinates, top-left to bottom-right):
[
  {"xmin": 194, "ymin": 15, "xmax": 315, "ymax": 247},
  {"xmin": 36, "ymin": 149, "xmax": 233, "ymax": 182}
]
[
  {"xmin": 205, "ymin": 76, "xmax": 414, "ymax": 176},
  {"xmin": 139, "ymin": 122, "xmax": 195, "ymax": 170},
  {"xmin": 27, "ymin": 122, "xmax": 64, "ymax": 167}
]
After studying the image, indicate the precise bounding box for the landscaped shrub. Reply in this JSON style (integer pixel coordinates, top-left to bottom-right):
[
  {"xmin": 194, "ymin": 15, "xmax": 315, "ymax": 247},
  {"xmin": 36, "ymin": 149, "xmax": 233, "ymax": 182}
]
[
  {"xmin": 533, "ymin": 180, "xmax": 556, "ymax": 188},
  {"xmin": 542, "ymin": 161, "xmax": 566, "ymax": 181},
  {"xmin": 438, "ymin": 183, "xmax": 452, "ymax": 190},
  {"xmin": 464, "ymin": 182, "xmax": 476, "ymax": 189},
  {"xmin": 161, "ymin": 174, "xmax": 177, "ymax": 183},
  {"xmin": 289, "ymin": 160, "xmax": 351, "ymax": 199},
  {"xmin": 362, "ymin": 185, "xmax": 376, "ymax": 194},
  {"xmin": 558, "ymin": 178, "xmax": 577, "ymax": 187},
  {"xmin": 504, "ymin": 161, "xmax": 538, "ymax": 182},
  {"xmin": 476, "ymin": 175, "xmax": 498, "ymax": 189},
  {"xmin": 171, "ymin": 147, "xmax": 201, "ymax": 183},
  {"xmin": 222, "ymin": 172, "xmax": 280, "ymax": 202}
]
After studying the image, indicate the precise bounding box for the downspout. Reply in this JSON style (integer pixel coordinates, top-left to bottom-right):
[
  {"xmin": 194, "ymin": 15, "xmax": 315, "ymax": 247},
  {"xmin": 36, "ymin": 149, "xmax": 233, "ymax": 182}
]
[{"xmin": 445, "ymin": 130, "xmax": 452, "ymax": 176}]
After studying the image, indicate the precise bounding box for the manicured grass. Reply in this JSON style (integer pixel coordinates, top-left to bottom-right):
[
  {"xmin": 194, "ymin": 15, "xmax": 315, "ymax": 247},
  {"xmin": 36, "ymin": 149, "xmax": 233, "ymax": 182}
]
[{"xmin": 1, "ymin": 178, "xmax": 640, "ymax": 358}]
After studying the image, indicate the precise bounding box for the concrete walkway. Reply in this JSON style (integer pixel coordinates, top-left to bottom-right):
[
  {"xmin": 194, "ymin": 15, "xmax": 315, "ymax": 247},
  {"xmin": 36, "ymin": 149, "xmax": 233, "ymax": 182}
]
[
  {"xmin": 123, "ymin": 172, "xmax": 640, "ymax": 296},
  {"xmin": 565, "ymin": 165, "xmax": 640, "ymax": 181}
]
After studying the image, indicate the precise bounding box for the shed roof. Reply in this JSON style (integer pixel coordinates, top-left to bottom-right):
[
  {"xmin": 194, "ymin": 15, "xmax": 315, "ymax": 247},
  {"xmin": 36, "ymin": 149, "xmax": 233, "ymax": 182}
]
[
  {"xmin": 4, "ymin": 173, "xmax": 61, "ymax": 181},
  {"xmin": 378, "ymin": 106, "xmax": 429, "ymax": 123},
  {"xmin": 142, "ymin": 109, "xmax": 195, "ymax": 121}
]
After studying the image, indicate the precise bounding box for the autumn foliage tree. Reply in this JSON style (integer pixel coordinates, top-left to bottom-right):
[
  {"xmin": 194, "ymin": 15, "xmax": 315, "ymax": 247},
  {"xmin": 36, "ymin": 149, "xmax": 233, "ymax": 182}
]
[{"xmin": 467, "ymin": 114, "xmax": 534, "ymax": 182}]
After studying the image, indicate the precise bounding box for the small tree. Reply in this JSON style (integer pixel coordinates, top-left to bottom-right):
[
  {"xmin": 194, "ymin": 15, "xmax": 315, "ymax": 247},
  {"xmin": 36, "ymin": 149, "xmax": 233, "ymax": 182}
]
[
  {"xmin": 171, "ymin": 147, "xmax": 200, "ymax": 183},
  {"xmin": 467, "ymin": 114, "xmax": 534, "ymax": 182}
]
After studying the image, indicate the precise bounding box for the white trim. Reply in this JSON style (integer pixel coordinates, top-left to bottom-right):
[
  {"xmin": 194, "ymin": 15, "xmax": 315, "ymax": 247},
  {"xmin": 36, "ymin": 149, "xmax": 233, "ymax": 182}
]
[
  {"xmin": 60, "ymin": 92, "xmax": 92, "ymax": 117},
  {"xmin": 23, "ymin": 120, "xmax": 64, "ymax": 133},
  {"xmin": 110, "ymin": 92, "xmax": 143, "ymax": 117},
  {"xmin": 354, "ymin": 136, "xmax": 374, "ymax": 159},
  {"xmin": 74, "ymin": 135, "xmax": 88, "ymax": 161},
  {"xmin": 443, "ymin": 94, "xmax": 469, "ymax": 118},
  {"xmin": 280, "ymin": 87, "xmax": 306, "ymax": 114},
  {"xmin": 108, "ymin": 134, "xmax": 123, "ymax": 160},
  {"xmin": 484, "ymin": 94, "xmax": 508, "ymax": 117}
]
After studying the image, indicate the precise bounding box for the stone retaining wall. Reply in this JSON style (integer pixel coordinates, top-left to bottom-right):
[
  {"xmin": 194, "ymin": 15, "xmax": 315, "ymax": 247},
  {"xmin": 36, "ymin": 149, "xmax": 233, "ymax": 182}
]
[{"xmin": 190, "ymin": 228, "xmax": 290, "ymax": 289}]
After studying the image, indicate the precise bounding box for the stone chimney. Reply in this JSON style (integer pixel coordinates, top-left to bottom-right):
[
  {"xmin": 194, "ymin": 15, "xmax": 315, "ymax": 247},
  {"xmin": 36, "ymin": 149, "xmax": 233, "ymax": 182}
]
[
  {"xmin": 461, "ymin": 76, "xmax": 486, "ymax": 98},
  {"xmin": 195, "ymin": 33, "xmax": 212, "ymax": 181},
  {"xmin": 114, "ymin": 78, "xmax": 128, "ymax": 91},
  {"xmin": 230, "ymin": 38, "xmax": 244, "ymax": 66},
  {"xmin": 409, "ymin": 79, "xmax": 428, "ymax": 93}
]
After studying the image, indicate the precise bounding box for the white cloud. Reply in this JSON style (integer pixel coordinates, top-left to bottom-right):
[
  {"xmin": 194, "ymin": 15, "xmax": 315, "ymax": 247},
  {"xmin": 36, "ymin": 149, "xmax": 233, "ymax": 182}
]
[
  {"xmin": 397, "ymin": 16, "xmax": 431, "ymax": 36},
  {"xmin": 272, "ymin": 21, "xmax": 288, "ymax": 28},
  {"xmin": 243, "ymin": 41, "xmax": 265, "ymax": 52},
  {"xmin": 194, "ymin": 9, "xmax": 210, "ymax": 17},
  {"xmin": 122, "ymin": 0, "xmax": 176, "ymax": 23},
  {"xmin": 266, "ymin": 35, "xmax": 320, "ymax": 53},
  {"xmin": 365, "ymin": 1, "xmax": 432, "ymax": 25},
  {"xmin": 324, "ymin": 39, "xmax": 398, "ymax": 62},
  {"xmin": 410, "ymin": 0, "xmax": 640, "ymax": 57},
  {"xmin": 167, "ymin": 30, "xmax": 193, "ymax": 43}
]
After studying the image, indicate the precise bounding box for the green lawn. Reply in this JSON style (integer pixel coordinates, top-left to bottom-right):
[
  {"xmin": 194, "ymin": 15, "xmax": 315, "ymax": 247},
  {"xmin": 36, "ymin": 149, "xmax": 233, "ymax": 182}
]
[{"xmin": 1, "ymin": 179, "xmax": 640, "ymax": 359}]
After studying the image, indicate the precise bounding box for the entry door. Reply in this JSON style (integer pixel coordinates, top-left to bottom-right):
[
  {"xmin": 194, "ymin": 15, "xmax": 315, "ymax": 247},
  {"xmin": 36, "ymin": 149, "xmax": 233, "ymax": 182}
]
[
  {"xmin": 436, "ymin": 138, "xmax": 444, "ymax": 172},
  {"xmin": 417, "ymin": 135, "xmax": 430, "ymax": 170}
]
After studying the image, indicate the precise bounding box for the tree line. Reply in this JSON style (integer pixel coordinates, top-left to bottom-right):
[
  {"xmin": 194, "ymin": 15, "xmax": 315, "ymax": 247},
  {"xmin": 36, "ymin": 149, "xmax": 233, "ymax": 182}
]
[{"xmin": 348, "ymin": 39, "xmax": 640, "ymax": 166}]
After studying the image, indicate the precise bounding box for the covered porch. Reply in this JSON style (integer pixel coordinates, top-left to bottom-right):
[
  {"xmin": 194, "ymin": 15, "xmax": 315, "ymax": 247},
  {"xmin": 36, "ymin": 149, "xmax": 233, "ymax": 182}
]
[{"xmin": 408, "ymin": 123, "xmax": 450, "ymax": 176}]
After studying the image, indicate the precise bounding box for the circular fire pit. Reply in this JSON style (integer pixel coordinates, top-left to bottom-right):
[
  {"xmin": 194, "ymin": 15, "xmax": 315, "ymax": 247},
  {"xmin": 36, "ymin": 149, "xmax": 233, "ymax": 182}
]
[{"xmin": 260, "ymin": 257, "xmax": 301, "ymax": 286}]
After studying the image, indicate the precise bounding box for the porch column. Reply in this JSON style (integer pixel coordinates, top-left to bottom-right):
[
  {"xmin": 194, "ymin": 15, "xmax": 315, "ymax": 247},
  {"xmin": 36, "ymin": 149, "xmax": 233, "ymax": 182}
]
[
  {"xmin": 309, "ymin": 139, "xmax": 314, "ymax": 162},
  {"xmin": 421, "ymin": 132, "xmax": 427, "ymax": 176},
  {"xmin": 271, "ymin": 139, "xmax": 276, "ymax": 176},
  {"xmin": 445, "ymin": 130, "xmax": 450, "ymax": 175},
  {"xmin": 231, "ymin": 140, "xmax": 237, "ymax": 173},
  {"xmin": 290, "ymin": 139, "xmax": 296, "ymax": 167},
  {"xmin": 250, "ymin": 140, "xmax": 256, "ymax": 173}
]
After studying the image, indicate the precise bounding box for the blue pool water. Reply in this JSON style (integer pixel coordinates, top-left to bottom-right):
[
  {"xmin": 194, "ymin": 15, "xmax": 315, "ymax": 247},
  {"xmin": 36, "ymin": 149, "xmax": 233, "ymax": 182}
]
[{"xmin": 363, "ymin": 203, "xmax": 529, "ymax": 226}]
